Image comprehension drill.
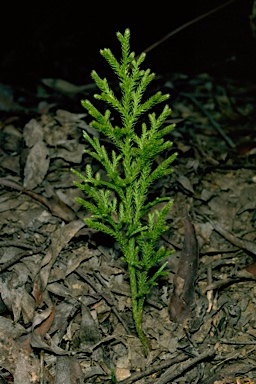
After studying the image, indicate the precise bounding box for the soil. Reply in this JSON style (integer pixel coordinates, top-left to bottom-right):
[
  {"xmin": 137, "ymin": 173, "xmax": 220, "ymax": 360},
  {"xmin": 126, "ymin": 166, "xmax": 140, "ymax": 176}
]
[{"xmin": 0, "ymin": 2, "xmax": 256, "ymax": 383}]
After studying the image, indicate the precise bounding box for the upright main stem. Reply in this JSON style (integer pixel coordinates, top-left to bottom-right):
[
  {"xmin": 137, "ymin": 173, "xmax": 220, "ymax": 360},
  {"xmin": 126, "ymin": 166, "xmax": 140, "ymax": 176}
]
[{"xmin": 128, "ymin": 264, "xmax": 149, "ymax": 356}]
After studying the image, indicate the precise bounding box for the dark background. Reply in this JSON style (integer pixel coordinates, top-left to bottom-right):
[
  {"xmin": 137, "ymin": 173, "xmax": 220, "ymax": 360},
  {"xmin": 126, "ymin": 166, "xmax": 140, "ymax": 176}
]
[{"xmin": 0, "ymin": 0, "xmax": 255, "ymax": 90}]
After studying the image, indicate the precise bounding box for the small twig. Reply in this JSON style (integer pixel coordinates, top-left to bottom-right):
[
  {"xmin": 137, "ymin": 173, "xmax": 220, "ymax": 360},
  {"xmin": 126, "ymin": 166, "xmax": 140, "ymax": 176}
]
[
  {"xmin": 219, "ymin": 339, "xmax": 256, "ymax": 345},
  {"xmin": 119, "ymin": 354, "xmax": 188, "ymax": 384},
  {"xmin": 76, "ymin": 268, "xmax": 131, "ymax": 335},
  {"xmin": 0, "ymin": 177, "xmax": 77, "ymax": 223},
  {"xmin": 0, "ymin": 240, "xmax": 46, "ymax": 253},
  {"xmin": 161, "ymin": 235, "xmax": 182, "ymax": 250},
  {"xmin": 203, "ymin": 277, "xmax": 239, "ymax": 293},
  {"xmin": 206, "ymin": 266, "xmax": 213, "ymax": 312},
  {"xmin": 94, "ymin": 271, "xmax": 132, "ymax": 335},
  {"xmin": 40, "ymin": 350, "xmax": 45, "ymax": 384},
  {"xmin": 181, "ymin": 92, "xmax": 236, "ymax": 148},
  {"xmin": 0, "ymin": 251, "xmax": 34, "ymax": 272},
  {"xmin": 203, "ymin": 164, "xmax": 256, "ymax": 172},
  {"xmin": 200, "ymin": 213, "xmax": 256, "ymax": 255},
  {"xmin": 154, "ymin": 348, "xmax": 216, "ymax": 384},
  {"xmin": 137, "ymin": 0, "xmax": 238, "ymax": 57}
]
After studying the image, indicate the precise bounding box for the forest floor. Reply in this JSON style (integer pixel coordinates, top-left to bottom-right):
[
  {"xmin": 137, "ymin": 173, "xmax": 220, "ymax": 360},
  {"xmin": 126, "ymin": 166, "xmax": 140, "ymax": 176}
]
[{"xmin": 0, "ymin": 58, "xmax": 256, "ymax": 384}]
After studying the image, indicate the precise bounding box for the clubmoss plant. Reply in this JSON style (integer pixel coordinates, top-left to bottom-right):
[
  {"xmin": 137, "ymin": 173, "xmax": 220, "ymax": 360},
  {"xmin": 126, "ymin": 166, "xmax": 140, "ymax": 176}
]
[{"xmin": 72, "ymin": 28, "xmax": 177, "ymax": 355}]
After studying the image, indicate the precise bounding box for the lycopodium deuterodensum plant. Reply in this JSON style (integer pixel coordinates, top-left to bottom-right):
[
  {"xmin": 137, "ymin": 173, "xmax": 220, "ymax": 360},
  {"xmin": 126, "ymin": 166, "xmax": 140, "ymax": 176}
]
[{"xmin": 72, "ymin": 28, "xmax": 177, "ymax": 355}]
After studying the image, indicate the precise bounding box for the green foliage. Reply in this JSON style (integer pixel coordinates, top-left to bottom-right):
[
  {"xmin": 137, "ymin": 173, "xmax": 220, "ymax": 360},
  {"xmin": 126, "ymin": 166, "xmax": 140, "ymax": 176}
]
[{"xmin": 72, "ymin": 28, "xmax": 177, "ymax": 355}]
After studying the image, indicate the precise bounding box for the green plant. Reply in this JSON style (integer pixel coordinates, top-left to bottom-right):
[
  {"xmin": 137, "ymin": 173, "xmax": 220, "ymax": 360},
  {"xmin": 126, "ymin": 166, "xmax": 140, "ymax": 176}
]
[
  {"xmin": 111, "ymin": 369, "xmax": 117, "ymax": 383},
  {"xmin": 72, "ymin": 28, "xmax": 177, "ymax": 355}
]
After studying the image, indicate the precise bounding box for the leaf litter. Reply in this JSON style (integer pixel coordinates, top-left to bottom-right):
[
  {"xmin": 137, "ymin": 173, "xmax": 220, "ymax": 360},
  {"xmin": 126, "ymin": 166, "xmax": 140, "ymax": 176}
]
[{"xmin": 0, "ymin": 71, "xmax": 256, "ymax": 383}]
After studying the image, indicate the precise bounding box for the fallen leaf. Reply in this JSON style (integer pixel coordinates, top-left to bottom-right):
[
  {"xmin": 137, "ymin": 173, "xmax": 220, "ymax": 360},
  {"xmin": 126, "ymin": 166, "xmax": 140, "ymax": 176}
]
[
  {"xmin": 33, "ymin": 219, "xmax": 85, "ymax": 304},
  {"xmin": 168, "ymin": 205, "xmax": 199, "ymax": 324},
  {"xmin": 0, "ymin": 328, "xmax": 54, "ymax": 383},
  {"xmin": 23, "ymin": 140, "xmax": 50, "ymax": 190},
  {"xmin": 41, "ymin": 78, "xmax": 96, "ymax": 96},
  {"xmin": 54, "ymin": 355, "xmax": 83, "ymax": 384},
  {"xmin": 33, "ymin": 304, "xmax": 56, "ymax": 338},
  {"xmin": 79, "ymin": 304, "xmax": 101, "ymax": 349},
  {"xmin": 23, "ymin": 118, "xmax": 44, "ymax": 147},
  {"xmin": 177, "ymin": 175, "xmax": 195, "ymax": 194}
]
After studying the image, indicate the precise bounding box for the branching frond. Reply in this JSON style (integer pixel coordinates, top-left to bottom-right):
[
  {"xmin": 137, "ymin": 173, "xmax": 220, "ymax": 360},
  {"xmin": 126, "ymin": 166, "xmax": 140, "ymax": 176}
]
[{"xmin": 73, "ymin": 28, "xmax": 177, "ymax": 355}]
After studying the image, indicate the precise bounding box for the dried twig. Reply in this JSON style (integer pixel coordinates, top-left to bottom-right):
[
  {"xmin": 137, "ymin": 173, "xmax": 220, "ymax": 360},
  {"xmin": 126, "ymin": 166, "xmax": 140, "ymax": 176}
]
[
  {"xmin": 76, "ymin": 268, "xmax": 131, "ymax": 335},
  {"xmin": 0, "ymin": 178, "xmax": 77, "ymax": 223},
  {"xmin": 200, "ymin": 213, "xmax": 256, "ymax": 255},
  {"xmin": 0, "ymin": 251, "xmax": 34, "ymax": 273},
  {"xmin": 181, "ymin": 93, "xmax": 235, "ymax": 148},
  {"xmin": 119, "ymin": 354, "xmax": 188, "ymax": 384},
  {"xmin": 137, "ymin": 0, "xmax": 238, "ymax": 57},
  {"xmin": 154, "ymin": 348, "xmax": 216, "ymax": 384}
]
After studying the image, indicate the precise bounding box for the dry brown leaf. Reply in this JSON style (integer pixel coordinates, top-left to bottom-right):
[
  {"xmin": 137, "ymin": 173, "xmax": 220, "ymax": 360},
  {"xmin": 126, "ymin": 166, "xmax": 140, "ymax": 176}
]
[
  {"xmin": 79, "ymin": 304, "xmax": 101, "ymax": 349},
  {"xmin": 54, "ymin": 355, "xmax": 83, "ymax": 384},
  {"xmin": 23, "ymin": 304, "xmax": 70, "ymax": 355},
  {"xmin": 30, "ymin": 307, "xmax": 68, "ymax": 355},
  {"xmin": 168, "ymin": 205, "xmax": 199, "ymax": 324},
  {"xmin": 0, "ymin": 328, "xmax": 54, "ymax": 384},
  {"xmin": 33, "ymin": 219, "xmax": 85, "ymax": 304},
  {"xmin": 33, "ymin": 304, "xmax": 56, "ymax": 338},
  {"xmin": 32, "ymin": 280, "xmax": 42, "ymax": 306},
  {"xmin": 23, "ymin": 118, "xmax": 44, "ymax": 147},
  {"xmin": 0, "ymin": 265, "xmax": 35, "ymax": 323},
  {"xmin": 66, "ymin": 245, "xmax": 96, "ymax": 275},
  {"xmin": 49, "ymin": 143, "xmax": 86, "ymax": 163},
  {"xmin": 115, "ymin": 367, "xmax": 131, "ymax": 381},
  {"xmin": 47, "ymin": 299, "xmax": 79, "ymax": 335},
  {"xmin": 41, "ymin": 78, "xmax": 95, "ymax": 96},
  {"xmin": 23, "ymin": 140, "xmax": 50, "ymax": 190},
  {"xmin": 177, "ymin": 174, "xmax": 195, "ymax": 193}
]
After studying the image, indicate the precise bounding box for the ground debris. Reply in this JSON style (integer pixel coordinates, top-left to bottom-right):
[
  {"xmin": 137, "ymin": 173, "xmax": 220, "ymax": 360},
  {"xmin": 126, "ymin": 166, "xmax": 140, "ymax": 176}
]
[{"xmin": 0, "ymin": 69, "xmax": 256, "ymax": 383}]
